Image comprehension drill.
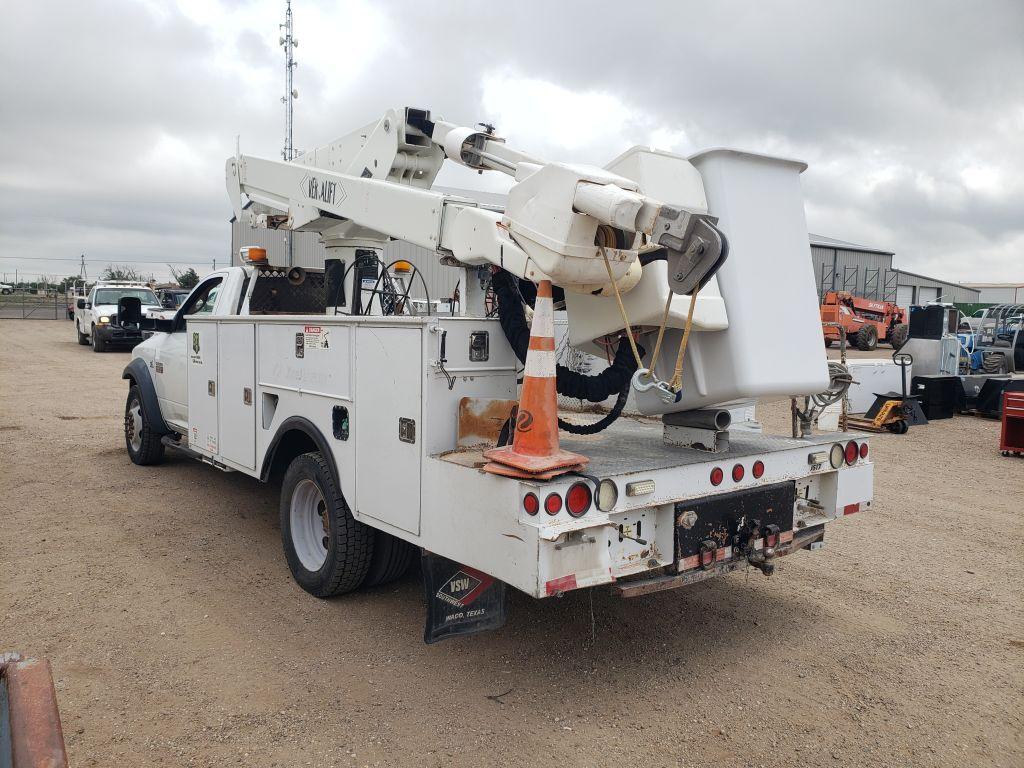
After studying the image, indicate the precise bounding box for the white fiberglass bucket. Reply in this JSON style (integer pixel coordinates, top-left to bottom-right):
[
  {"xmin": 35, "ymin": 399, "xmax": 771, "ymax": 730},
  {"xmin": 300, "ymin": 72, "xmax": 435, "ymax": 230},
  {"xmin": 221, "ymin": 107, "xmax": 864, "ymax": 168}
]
[{"xmin": 632, "ymin": 148, "xmax": 830, "ymax": 415}]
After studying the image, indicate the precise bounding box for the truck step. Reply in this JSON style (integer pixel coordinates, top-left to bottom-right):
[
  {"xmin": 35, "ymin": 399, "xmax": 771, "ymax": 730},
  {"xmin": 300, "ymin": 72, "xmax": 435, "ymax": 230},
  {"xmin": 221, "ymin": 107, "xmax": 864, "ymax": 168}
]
[{"xmin": 161, "ymin": 435, "xmax": 236, "ymax": 472}]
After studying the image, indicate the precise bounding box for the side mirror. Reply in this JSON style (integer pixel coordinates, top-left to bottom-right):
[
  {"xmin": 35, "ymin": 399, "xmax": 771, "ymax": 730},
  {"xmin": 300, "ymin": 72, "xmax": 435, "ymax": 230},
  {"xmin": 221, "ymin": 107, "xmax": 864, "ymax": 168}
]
[{"xmin": 76, "ymin": 299, "xmax": 86, "ymax": 309}]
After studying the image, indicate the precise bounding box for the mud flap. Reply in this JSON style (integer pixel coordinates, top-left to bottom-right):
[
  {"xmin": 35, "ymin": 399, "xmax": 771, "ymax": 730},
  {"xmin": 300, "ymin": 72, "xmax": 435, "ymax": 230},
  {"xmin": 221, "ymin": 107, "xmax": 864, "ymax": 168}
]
[{"xmin": 422, "ymin": 552, "xmax": 507, "ymax": 644}]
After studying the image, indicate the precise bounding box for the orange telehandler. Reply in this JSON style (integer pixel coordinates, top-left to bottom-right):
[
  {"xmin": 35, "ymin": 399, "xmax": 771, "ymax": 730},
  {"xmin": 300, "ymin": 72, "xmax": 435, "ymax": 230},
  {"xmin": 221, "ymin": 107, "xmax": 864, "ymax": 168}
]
[{"xmin": 820, "ymin": 290, "xmax": 908, "ymax": 351}]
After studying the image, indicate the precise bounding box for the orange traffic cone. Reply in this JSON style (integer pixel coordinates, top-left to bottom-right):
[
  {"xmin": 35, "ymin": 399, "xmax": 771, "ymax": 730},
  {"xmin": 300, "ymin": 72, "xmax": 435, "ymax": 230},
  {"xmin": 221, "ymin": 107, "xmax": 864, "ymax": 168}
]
[{"xmin": 483, "ymin": 280, "xmax": 589, "ymax": 480}]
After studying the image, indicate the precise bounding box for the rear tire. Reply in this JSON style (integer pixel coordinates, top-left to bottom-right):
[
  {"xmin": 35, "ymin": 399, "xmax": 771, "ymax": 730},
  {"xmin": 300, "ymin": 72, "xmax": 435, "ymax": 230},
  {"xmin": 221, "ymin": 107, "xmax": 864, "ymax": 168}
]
[
  {"xmin": 124, "ymin": 384, "xmax": 165, "ymax": 465},
  {"xmin": 824, "ymin": 338, "xmax": 834, "ymax": 348},
  {"xmin": 280, "ymin": 452, "xmax": 374, "ymax": 597},
  {"xmin": 888, "ymin": 323, "xmax": 909, "ymax": 350},
  {"xmin": 76, "ymin": 323, "xmax": 89, "ymax": 345},
  {"xmin": 92, "ymin": 324, "xmax": 107, "ymax": 353},
  {"xmin": 362, "ymin": 531, "xmax": 416, "ymax": 588},
  {"xmin": 856, "ymin": 325, "xmax": 878, "ymax": 351}
]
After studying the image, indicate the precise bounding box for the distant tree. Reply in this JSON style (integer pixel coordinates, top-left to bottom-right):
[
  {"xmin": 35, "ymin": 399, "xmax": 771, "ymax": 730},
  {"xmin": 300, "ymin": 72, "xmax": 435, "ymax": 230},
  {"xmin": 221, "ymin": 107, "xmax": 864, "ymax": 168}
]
[
  {"xmin": 101, "ymin": 265, "xmax": 145, "ymax": 282},
  {"xmin": 169, "ymin": 266, "xmax": 200, "ymax": 290}
]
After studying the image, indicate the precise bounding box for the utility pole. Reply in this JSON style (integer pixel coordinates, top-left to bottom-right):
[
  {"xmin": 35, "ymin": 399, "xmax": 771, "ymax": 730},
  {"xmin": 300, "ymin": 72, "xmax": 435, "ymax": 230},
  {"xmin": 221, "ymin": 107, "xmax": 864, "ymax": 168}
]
[
  {"xmin": 280, "ymin": 0, "xmax": 298, "ymax": 267},
  {"xmin": 78, "ymin": 254, "xmax": 87, "ymax": 284}
]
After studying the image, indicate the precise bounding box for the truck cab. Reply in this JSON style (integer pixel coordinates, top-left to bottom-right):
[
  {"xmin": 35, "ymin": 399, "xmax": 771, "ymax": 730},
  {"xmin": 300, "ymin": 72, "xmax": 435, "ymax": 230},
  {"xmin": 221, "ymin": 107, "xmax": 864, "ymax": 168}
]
[{"xmin": 132, "ymin": 269, "xmax": 239, "ymax": 429}]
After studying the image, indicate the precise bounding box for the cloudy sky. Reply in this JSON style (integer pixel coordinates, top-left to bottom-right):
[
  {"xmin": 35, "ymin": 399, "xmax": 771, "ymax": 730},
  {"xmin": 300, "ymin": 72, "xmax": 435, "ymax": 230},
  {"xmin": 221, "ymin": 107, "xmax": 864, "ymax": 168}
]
[{"xmin": 2, "ymin": 0, "xmax": 1022, "ymax": 284}]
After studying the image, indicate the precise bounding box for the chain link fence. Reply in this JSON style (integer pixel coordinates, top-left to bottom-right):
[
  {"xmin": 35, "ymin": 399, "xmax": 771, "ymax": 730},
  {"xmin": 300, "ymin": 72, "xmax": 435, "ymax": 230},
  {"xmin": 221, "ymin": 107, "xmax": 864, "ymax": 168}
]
[{"xmin": 0, "ymin": 292, "xmax": 68, "ymax": 320}]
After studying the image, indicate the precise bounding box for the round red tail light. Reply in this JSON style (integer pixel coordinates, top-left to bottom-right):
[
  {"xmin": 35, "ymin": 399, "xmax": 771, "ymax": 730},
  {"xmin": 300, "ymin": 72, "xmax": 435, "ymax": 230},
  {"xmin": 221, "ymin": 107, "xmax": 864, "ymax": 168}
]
[
  {"xmin": 752, "ymin": 460, "xmax": 765, "ymax": 479},
  {"xmin": 710, "ymin": 467, "xmax": 724, "ymax": 486},
  {"xmin": 544, "ymin": 493, "xmax": 562, "ymax": 515},
  {"xmin": 523, "ymin": 493, "xmax": 539, "ymax": 516},
  {"xmin": 566, "ymin": 482, "xmax": 592, "ymax": 517},
  {"xmin": 844, "ymin": 440, "xmax": 858, "ymax": 465},
  {"xmin": 859, "ymin": 442, "xmax": 869, "ymax": 459},
  {"xmin": 732, "ymin": 464, "xmax": 745, "ymax": 482}
]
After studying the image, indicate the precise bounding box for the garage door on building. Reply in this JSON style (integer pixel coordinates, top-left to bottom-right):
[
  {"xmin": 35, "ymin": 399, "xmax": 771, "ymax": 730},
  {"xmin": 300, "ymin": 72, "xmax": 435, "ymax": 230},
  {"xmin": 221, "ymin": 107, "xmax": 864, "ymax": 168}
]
[
  {"xmin": 896, "ymin": 285, "xmax": 915, "ymax": 308},
  {"xmin": 917, "ymin": 286, "xmax": 940, "ymax": 304}
]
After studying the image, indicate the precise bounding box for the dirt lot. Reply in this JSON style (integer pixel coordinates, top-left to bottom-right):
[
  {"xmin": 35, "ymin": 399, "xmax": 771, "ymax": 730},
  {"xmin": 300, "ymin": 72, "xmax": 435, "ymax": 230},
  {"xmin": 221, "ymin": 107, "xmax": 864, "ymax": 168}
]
[{"xmin": 2, "ymin": 320, "xmax": 1022, "ymax": 768}]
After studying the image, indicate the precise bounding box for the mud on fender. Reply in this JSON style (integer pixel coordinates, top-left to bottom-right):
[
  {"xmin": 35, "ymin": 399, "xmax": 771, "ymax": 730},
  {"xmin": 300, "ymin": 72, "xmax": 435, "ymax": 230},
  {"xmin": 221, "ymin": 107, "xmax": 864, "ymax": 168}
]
[{"xmin": 422, "ymin": 552, "xmax": 507, "ymax": 644}]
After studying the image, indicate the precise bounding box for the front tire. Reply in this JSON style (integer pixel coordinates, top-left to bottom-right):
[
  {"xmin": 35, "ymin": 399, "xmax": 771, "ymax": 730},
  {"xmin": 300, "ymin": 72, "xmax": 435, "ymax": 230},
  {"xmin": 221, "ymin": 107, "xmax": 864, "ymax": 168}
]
[
  {"xmin": 280, "ymin": 452, "xmax": 373, "ymax": 597},
  {"xmin": 92, "ymin": 324, "xmax": 107, "ymax": 352},
  {"xmin": 124, "ymin": 384, "xmax": 165, "ymax": 465},
  {"xmin": 888, "ymin": 322, "xmax": 909, "ymax": 350},
  {"xmin": 856, "ymin": 325, "xmax": 878, "ymax": 351},
  {"xmin": 76, "ymin": 323, "xmax": 89, "ymax": 345}
]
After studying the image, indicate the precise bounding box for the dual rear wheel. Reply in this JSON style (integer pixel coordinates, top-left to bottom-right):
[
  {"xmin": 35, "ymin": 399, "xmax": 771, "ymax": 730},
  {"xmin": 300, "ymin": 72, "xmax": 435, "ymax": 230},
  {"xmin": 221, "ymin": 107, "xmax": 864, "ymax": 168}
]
[{"xmin": 280, "ymin": 452, "xmax": 416, "ymax": 597}]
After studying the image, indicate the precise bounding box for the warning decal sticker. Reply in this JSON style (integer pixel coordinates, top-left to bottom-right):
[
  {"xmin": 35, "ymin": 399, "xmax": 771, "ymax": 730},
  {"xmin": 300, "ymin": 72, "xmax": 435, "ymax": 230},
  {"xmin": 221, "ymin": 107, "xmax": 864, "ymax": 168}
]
[{"xmin": 303, "ymin": 325, "xmax": 330, "ymax": 351}]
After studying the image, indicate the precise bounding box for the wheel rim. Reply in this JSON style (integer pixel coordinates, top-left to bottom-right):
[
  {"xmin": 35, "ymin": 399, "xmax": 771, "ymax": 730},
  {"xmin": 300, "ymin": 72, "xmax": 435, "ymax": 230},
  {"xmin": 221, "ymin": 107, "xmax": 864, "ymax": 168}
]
[
  {"xmin": 126, "ymin": 400, "xmax": 143, "ymax": 452},
  {"xmin": 290, "ymin": 479, "xmax": 330, "ymax": 571}
]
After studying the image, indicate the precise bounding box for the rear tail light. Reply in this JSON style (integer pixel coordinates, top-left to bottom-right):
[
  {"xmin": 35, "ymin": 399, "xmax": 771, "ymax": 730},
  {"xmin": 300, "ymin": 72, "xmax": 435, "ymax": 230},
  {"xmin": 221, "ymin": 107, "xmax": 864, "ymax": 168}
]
[
  {"xmin": 544, "ymin": 493, "xmax": 562, "ymax": 515},
  {"xmin": 523, "ymin": 493, "xmax": 539, "ymax": 516},
  {"xmin": 565, "ymin": 482, "xmax": 592, "ymax": 517},
  {"xmin": 859, "ymin": 442, "xmax": 869, "ymax": 459},
  {"xmin": 765, "ymin": 532, "xmax": 778, "ymax": 547},
  {"xmin": 710, "ymin": 467, "xmax": 724, "ymax": 486},
  {"xmin": 752, "ymin": 460, "xmax": 765, "ymax": 479},
  {"xmin": 844, "ymin": 440, "xmax": 859, "ymax": 465},
  {"xmin": 732, "ymin": 464, "xmax": 745, "ymax": 482}
]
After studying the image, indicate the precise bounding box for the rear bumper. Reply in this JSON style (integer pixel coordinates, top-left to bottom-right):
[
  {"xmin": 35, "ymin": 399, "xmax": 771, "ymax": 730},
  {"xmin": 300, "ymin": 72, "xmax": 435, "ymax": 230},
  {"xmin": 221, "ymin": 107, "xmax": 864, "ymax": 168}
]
[
  {"xmin": 526, "ymin": 441, "xmax": 874, "ymax": 599},
  {"xmin": 613, "ymin": 525, "xmax": 825, "ymax": 597}
]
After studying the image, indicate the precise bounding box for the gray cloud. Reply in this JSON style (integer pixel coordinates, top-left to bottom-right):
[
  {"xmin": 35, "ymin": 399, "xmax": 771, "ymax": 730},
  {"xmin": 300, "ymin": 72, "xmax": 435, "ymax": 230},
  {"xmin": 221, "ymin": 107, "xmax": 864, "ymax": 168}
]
[{"xmin": 1, "ymin": 0, "xmax": 1021, "ymax": 283}]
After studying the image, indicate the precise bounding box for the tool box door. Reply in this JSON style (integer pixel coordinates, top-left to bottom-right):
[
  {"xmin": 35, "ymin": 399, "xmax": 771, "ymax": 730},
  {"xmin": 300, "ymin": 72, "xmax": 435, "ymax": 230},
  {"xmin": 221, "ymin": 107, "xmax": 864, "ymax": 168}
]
[
  {"xmin": 186, "ymin": 321, "xmax": 219, "ymax": 455},
  {"xmin": 217, "ymin": 322, "xmax": 256, "ymax": 470},
  {"xmin": 354, "ymin": 326, "xmax": 422, "ymax": 535}
]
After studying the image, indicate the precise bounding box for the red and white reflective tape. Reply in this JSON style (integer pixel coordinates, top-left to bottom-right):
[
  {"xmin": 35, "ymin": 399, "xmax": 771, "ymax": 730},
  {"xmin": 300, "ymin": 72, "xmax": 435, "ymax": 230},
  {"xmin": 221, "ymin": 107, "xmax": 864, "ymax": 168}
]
[{"xmin": 679, "ymin": 530, "xmax": 794, "ymax": 572}]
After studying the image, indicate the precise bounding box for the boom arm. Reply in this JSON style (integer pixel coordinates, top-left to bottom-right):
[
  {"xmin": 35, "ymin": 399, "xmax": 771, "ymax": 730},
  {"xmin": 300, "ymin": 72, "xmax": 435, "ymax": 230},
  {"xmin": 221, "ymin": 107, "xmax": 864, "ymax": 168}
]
[{"xmin": 227, "ymin": 107, "xmax": 725, "ymax": 293}]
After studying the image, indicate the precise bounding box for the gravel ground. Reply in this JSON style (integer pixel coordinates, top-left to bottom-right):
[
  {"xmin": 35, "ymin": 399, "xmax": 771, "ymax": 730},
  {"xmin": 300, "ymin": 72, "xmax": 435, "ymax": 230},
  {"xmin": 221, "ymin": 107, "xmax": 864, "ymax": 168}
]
[{"xmin": 1, "ymin": 320, "xmax": 1022, "ymax": 768}]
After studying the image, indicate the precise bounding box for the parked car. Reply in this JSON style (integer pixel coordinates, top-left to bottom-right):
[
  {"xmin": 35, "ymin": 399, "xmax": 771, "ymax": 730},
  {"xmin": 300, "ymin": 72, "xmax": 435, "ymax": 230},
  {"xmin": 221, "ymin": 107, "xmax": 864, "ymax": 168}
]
[
  {"xmin": 0, "ymin": 283, "xmax": 13, "ymax": 295},
  {"xmin": 74, "ymin": 282, "xmax": 162, "ymax": 352}
]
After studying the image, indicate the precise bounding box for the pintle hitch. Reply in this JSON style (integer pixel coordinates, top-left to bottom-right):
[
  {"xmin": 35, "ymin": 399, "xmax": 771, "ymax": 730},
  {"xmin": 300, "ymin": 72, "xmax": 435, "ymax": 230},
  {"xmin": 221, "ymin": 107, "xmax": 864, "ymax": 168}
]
[{"xmin": 735, "ymin": 519, "xmax": 778, "ymax": 576}]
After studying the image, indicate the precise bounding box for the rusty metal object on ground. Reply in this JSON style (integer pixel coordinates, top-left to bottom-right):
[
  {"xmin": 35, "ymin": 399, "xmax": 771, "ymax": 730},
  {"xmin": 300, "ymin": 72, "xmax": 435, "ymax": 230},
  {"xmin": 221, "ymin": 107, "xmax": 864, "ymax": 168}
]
[{"xmin": 1, "ymin": 654, "xmax": 69, "ymax": 768}]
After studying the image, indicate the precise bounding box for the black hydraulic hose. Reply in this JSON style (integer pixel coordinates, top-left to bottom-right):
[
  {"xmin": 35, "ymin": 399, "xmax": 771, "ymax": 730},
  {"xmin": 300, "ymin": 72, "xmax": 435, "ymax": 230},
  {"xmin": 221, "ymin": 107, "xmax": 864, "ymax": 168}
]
[
  {"xmin": 558, "ymin": 379, "xmax": 631, "ymax": 435},
  {"xmin": 490, "ymin": 269, "xmax": 642, "ymax": 433}
]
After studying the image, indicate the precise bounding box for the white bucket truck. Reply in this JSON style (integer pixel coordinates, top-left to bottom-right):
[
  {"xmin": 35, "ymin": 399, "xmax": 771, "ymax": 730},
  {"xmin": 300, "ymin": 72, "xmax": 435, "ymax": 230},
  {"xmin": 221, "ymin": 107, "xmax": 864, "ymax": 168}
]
[{"xmin": 124, "ymin": 108, "xmax": 872, "ymax": 641}]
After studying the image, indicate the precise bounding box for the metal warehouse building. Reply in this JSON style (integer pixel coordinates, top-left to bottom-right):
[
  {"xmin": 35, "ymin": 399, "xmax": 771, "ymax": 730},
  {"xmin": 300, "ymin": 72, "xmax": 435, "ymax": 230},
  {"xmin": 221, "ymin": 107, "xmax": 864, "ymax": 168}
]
[
  {"xmin": 962, "ymin": 283, "xmax": 1024, "ymax": 304},
  {"xmin": 809, "ymin": 233, "xmax": 979, "ymax": 307},
  {"xmin": 230, "ymin": 202, "xmax": 979, "ymax": 310}
]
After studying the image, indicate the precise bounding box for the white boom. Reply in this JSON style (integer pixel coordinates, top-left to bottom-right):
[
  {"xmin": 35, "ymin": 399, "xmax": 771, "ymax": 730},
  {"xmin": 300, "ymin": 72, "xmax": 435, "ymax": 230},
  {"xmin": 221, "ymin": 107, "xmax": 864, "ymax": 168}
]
[
  {"xmin": 226, "ymin": 106, "xmax": 830, "ymax": 414},
  {"xmin": 226, "ymin": 107, "xmax": 724, "ymax": 295}
]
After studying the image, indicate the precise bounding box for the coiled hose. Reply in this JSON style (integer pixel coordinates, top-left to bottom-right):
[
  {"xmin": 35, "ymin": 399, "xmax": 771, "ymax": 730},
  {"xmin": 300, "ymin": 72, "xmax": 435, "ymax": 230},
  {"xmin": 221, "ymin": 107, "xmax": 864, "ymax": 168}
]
[{"xmin": 491, "ymin": 269, "xmax": 642, "ymax": 435}]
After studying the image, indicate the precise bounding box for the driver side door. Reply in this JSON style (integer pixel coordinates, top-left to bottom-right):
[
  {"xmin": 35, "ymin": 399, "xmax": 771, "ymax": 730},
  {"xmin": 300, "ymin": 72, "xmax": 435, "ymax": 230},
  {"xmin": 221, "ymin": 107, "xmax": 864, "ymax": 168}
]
[{"xmin": 155, "ymin": 277, "xmax": 224, "ymax": 427}]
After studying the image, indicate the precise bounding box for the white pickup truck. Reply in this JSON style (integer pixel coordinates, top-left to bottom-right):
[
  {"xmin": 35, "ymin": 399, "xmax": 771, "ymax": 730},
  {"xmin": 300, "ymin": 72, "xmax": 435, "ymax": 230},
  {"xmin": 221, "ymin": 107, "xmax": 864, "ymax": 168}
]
[
  {"xmin": 74, "ymin": 282, "xmax": 162, "ymax": 352},
  {"xmin": 123, "ymin": 261, "xmax": 874, "ymax": 641}
]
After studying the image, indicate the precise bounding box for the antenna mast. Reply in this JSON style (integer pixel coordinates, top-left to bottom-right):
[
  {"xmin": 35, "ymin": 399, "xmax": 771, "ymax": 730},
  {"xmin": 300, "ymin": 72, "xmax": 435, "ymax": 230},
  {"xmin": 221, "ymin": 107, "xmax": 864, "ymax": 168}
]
[
  {"xmin": 280, "ymin": 0, "xmax": 298, "ymax": 266},
  {"xmin": 280, "ymin": 1, "xmax": 297, "ymax": 163}
]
